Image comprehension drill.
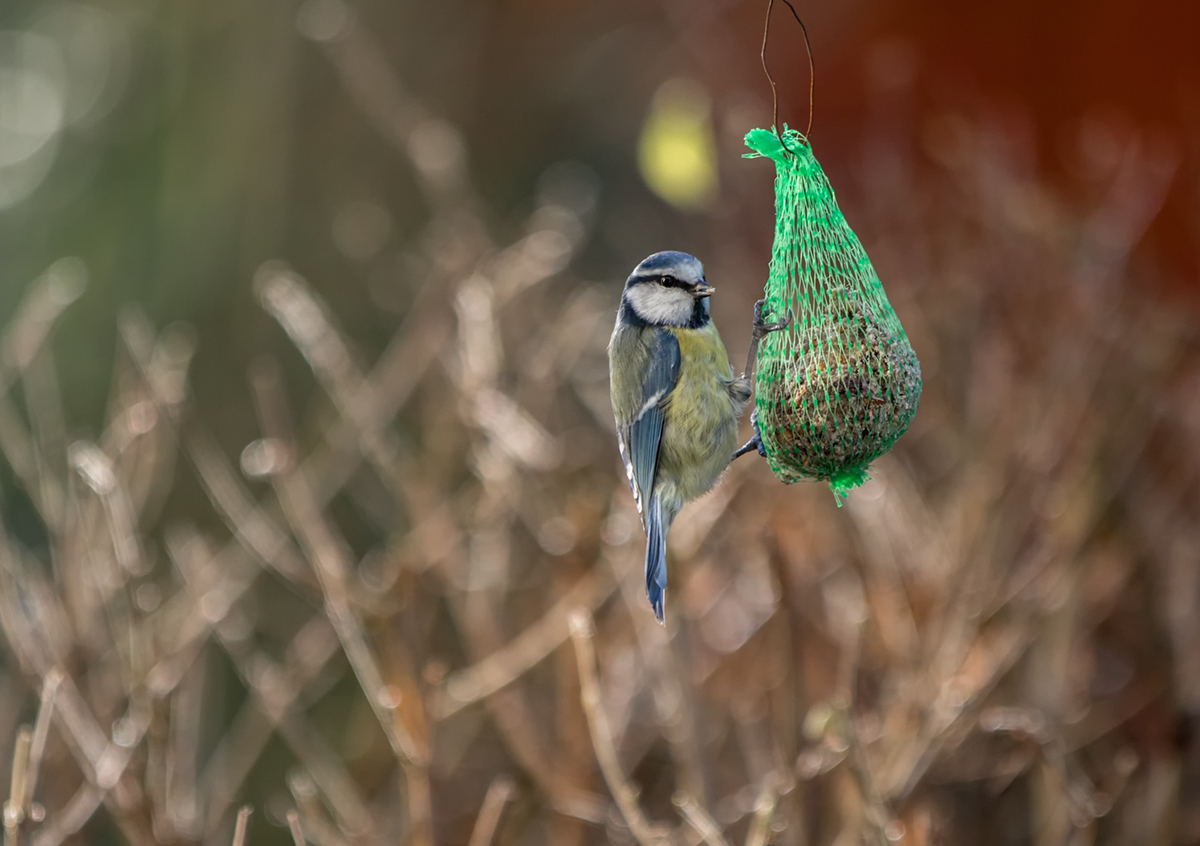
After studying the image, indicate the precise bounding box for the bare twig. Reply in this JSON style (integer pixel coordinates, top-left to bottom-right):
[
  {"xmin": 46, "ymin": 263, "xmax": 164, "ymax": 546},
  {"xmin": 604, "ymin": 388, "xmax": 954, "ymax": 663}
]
[
  {"xmin": 166, "ymin": 529, "xmax": 376, "ymax": 839},
  {"xmin": 287, "ymin": 810, "xmax": 307, "ymax": 846},
  {"xmin": 23, "ymin": 669, "xmax": 60, "ymax": 812},
  {"xmin": 466, "ymin": 777, "xmax": 516, "ymax": 846},
  {"xmin": 0, "ymin": 259, "xmax": 85, "ymax": 521},
  {"xmin": 5, "ymin": 727, "xmax": 31, "ymax": 846},
  {"xmin": 744, "ymin": 778, "xmax": 780, "ymax": 846},
  {"xmin": 609, "ymin": 538, "xmax": 707, "ymax": 803},
  {"xmin": 289, "ymin": 772, "xmax": 351, "ymax": 846},
  {"xmin": 200, "ymin": 615, "xmax": 340, "ymax": 830},
  {"xmin": 184, "ymin": 425, "xmax": 312, "ymax": 586},
  {"xmin": 432, "ymin": 565, "xmax": 617, "ymax": 719},
  {"xmin": 31, "ymin": 785, "xmax": 103, "ymax": 846},
  {"xmin": 250, "ymin": 360, "xmax": 423, "ymax": 761},
  {"xmin": 673, "ymin": 793, "xmax": 732, "ymax": 846},
  {"xmin": 569, "ymin": 610, "xmax": 667, "ymax": 846},
  {"xmin": 232, "ymin": 806, "xmax": 253, "ymax": 846},
  {"xmin": 247, "ymin": 361, "xmax": 433, "ymax": 845},
  {"xmin": 166, "ymin": 648, "xmax": 206, "ymax": 839}
]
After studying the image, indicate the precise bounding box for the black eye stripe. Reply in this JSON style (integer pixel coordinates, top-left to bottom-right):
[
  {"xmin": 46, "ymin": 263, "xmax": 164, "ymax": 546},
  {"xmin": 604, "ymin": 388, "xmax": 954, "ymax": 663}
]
[{"xmin": 625, "ymin": 271, "xmax": 696, "ymax": 289}]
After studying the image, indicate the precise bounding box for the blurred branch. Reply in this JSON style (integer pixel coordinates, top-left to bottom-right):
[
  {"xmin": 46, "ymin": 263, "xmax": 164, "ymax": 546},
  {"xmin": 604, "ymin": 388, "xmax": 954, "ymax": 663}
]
[
  {"xmin": 167, "ymin": 528, "xmax": 377, "ymax": 840},
  {"xmin": 287, "ymin": 810, "xmax": 307, "ymax": 846},
  {"xmin": 185, "ymin": 425, "xmax": 313, "ymax": 587},
  {"xmin": 5, "ymin": 727, "xmax": 30, "ymax": 846},
  {"xmin": 30, "ymin": 785, "xmax": 103, "ymax": 846},
  {"xmin": 569, "ymin": 610, "xmax": 669, "ymax": 846},
  {"xmin": 0, "ymin": 260, "xmax": 86, "ymax": 525},
  {"xmin": 199, "ymin": 613, "xmax": 339, "ymax": 831},
  {"xmin": 248, "ymin": 360, "xmax": 433, "ymax": 845},
  {"xmin": 673, "ymin": 793, "xmax": 731, "ymax": 846},
  {"xmin": 609, "ymin": 537, "xmax": 708, "ymax": 804},
  {"xmin": 744, "ymin": 778, "xmax": 780, "ymax": 846},
  {"xmin": 432, "ymin": 563, "xmax": 618, "ymax": 719},
  {"xmin": 466, "ymin": 776, "xmax": 515, "ymax": 846},
  {"xmin": 23, "ymin": 670, "xmax": 58, "ymax": 815},
  {"xmin": 231, "ymin": 806, "xmax": 252, "ymax": 846}
]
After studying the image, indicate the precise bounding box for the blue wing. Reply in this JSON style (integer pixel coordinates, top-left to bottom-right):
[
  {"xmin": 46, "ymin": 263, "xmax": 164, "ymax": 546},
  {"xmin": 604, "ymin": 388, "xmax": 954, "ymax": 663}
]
[{"xmin": 616, "ymin": 329, "xmax": 680, "ymax": 527}]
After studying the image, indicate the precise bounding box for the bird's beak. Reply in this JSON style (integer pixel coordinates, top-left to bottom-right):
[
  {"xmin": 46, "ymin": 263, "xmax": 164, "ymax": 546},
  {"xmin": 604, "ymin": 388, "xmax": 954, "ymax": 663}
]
[{"xmin": 693, "ymin": 282, "xmax": 715, "ymax": 298}]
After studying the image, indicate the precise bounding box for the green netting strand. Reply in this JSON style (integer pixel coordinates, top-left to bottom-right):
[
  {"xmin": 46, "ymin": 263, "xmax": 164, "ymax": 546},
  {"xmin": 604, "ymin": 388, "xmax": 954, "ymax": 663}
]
[{"xmin": 745, "ymin": 127, "xmax": 921, "ymax": 501}]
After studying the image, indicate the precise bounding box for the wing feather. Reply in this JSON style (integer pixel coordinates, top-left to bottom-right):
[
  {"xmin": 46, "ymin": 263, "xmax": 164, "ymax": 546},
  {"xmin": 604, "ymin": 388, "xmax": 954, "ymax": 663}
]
[{"xmin": 618, "ymin": 329, "xmax": 680, "ymax": 525}]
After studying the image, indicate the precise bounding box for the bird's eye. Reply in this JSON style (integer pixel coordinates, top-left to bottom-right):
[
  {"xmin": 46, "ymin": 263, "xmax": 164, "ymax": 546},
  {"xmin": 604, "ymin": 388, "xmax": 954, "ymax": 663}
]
[{"xmin": 660, "ymin": 275, "xmax": 681, "ymax": 288}]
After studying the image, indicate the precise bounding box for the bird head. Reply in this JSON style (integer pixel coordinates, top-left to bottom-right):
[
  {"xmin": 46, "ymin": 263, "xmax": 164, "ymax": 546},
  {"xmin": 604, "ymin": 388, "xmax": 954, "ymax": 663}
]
[{"xmin": 622, "ymin": 251, "xmax": 713, "ymax": 327}]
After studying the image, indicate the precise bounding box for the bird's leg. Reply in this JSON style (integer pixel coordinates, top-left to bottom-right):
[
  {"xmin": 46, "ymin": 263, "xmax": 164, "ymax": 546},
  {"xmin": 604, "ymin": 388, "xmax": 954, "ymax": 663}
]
[
  {"xmin": 741, "ymin": 299, "xmax": 793, "ymax": 381},
  {"xmin": 733, "ymin": 410, "xmax": 767, "ymax": 461},
  {"xmin": 733, "ymin": 301, "xmax": 791, "ymax": 463},
  {"xmin": 733, "ymin": 431, "xmax": 764, "ymax": 460}
]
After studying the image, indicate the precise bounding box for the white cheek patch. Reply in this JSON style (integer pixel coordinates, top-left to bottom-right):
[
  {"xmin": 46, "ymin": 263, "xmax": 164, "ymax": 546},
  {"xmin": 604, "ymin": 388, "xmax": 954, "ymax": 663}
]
[{"xmin": 627, "ymin": 285, "xmax": 694, "ymax": 326}]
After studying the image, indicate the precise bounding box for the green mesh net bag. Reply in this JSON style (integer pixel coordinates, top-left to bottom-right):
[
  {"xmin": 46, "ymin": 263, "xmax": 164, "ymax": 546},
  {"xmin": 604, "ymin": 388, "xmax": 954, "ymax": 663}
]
[{"xmin": 745, "ymin": 127, "xmax": 921, "ymax": 500}]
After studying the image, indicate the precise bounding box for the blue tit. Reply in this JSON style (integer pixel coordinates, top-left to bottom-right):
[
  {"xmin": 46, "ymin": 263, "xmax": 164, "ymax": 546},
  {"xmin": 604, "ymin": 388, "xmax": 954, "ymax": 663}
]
[{"xmin": 608, "ymin": 251, "xmax": 752, "ymax": 623}]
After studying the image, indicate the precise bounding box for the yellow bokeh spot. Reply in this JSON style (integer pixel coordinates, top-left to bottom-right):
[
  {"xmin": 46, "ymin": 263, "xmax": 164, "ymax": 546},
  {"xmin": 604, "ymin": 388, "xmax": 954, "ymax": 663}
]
[{"xmin": 637, "ymin": 78, "xmax": 718, "ymax": 211}]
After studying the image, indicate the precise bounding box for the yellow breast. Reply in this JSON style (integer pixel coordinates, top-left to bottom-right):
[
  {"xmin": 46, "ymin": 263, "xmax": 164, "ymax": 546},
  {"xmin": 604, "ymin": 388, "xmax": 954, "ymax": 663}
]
[{"xmin": 658, "ymin": 324, "xmax": 740, "ymax": 502}]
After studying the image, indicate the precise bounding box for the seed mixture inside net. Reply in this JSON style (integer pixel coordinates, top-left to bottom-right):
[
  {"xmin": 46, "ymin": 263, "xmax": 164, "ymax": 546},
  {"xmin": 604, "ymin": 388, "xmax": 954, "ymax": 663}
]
[{"xmin": 745, "ymin": 127, "xmax": 922, "ymax": 500}]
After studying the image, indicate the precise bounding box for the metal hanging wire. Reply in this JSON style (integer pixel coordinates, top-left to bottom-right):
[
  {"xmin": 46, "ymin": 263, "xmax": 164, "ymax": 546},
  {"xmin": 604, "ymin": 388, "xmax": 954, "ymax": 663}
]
[{"xmin": 760, "ymin": 0, "xmax": 815, "ymax": 138}]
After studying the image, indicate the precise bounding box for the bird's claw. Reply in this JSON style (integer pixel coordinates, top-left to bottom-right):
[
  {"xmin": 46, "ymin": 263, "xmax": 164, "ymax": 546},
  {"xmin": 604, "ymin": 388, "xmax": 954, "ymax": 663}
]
[
  {"xmin": 751, "ymin": 299, "xmax": 794, "ymax": 340},
  {"xmin": 732, "ymin": 416, "xmax": 767, "ymax": 461},
  {"xmin": 741, "ymin": 301, "xmax": 793, "ymax": 390}
]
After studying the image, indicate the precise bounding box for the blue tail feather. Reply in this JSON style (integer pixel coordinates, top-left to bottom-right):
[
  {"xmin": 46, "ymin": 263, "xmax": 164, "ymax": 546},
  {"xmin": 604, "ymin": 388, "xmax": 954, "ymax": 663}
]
[{"xmin": 645, "ymin": 496, "xmax": 668, "ymax": 624}]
